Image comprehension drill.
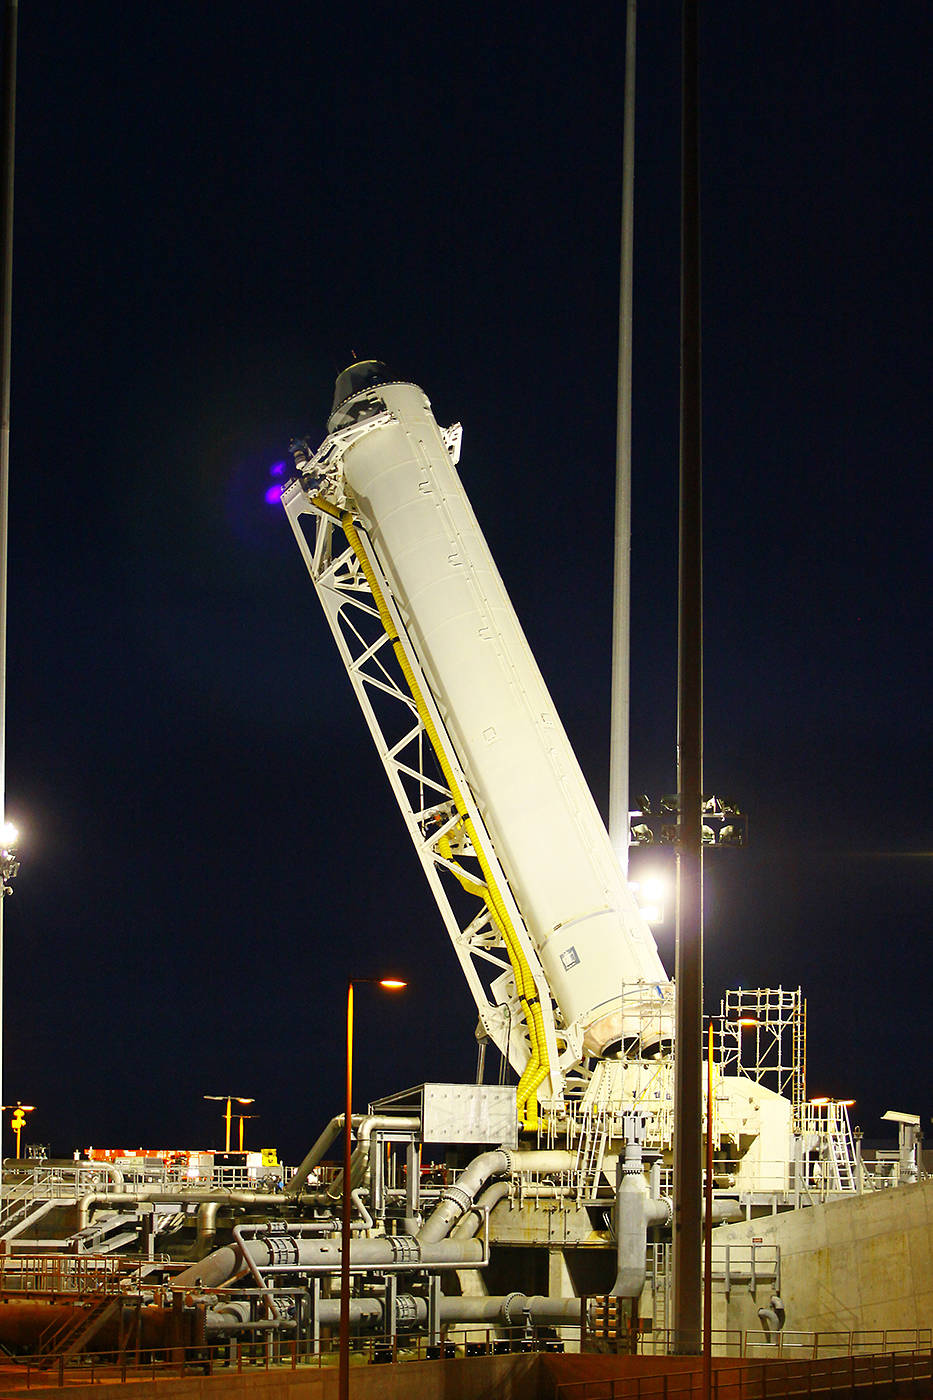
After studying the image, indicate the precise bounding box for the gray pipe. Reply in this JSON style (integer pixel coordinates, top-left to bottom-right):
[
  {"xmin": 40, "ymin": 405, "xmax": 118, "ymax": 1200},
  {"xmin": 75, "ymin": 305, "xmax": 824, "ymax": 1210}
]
[
  {"xmin": 350, "ymin": 1189, "xmax": 374, "ymax": 1230},
  {"xmin": 173, "ymin": 1233, "xmax": 485, "ymax": 1290},
  {"xmin": 325, "ymin": 1115, "xmax": 422, "ymax": 1202},
  {"xmin": 74, "ymin": 1160, "xmax": 126, "ymax": 1189},
  {"xmin": 197, "ymin": 1202, "xmax": 220, "ymax": 1254},
  {"xmin": 287, "ymin": 1114, "xmax": 421, "ymax": 1201},
  {"xmin": 310, "ymin": 1292, "xmax": 581, "ymax": 1330},
  {"xmin": 418, "ymin": 1148, "xmax": 511, "ymax": 1244},
  {"xmin": 612, "ymin": 1138, "xmax": 649, "ymax": 1298},
  {"xmin": 75, "ymin": 1188, "xmax": 325, "ymax": 1232},
  {"xmin": 284, "ymin": 1116, "xmax": 344, "ymax": 1198},
  {"xmin": 417, "ymin": 1146, "xmax": 576, "ymax": 1248},
  {"xmin": 450, "ymin": 1180, "xmax": 511, "ymax": 1238}
]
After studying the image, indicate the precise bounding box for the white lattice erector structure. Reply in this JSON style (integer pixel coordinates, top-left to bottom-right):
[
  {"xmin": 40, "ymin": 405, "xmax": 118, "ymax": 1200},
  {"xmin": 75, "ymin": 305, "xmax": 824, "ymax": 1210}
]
[{"xmin": 282, "ymin": 479, "xmax": 564, "ymax": 1107}]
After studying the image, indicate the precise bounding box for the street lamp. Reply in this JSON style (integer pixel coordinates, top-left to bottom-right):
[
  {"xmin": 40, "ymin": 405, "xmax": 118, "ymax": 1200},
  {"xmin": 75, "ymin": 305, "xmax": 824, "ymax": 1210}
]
[
  {"xmin": 2, "ymin": 1101, "xmax": 34, "ymax": 1158},
  {"xmin": 237, "ymin": 1113, "xmax": 258, "ymax": 1152},
  {"xmin": 204, "ymin": 1095, "xmax": 255, "ymax": 1154},
  {"xmin": 703, "ymin": 1013, "xmax": 756, "ymax": 1379},
  {"xmin": 340, "ymin": 977, "xmax": 407, "ymax": 1400}
]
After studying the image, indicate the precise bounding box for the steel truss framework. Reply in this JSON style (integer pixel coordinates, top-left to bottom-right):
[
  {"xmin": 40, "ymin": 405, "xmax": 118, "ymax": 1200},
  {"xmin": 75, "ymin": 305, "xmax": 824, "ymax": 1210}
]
[
  {"xmin": 717, "ymin": 986, "xmax": 806, "ymax": 1129},
  {"xmin": 282, "ymin": 478, "xmax": 570, "ymax": 1106}
]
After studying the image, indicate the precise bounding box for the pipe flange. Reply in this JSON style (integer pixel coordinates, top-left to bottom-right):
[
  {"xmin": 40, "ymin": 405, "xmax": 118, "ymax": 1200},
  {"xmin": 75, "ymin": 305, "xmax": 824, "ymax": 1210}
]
[
  {"xmin": 395, "ymin": 1294, "xmax": 419, "ymax": 1326},
  {"xmin": 264, "ymin": 1235, "xmax": 300, "ymax": 1267},
  {"xmin": 502, "ymin": 1291, "xmax": 526, "ymax": 1327},
  {"xmin": 437, "ymin": 1185, "xmax": 473, "ymax": 1215},
  {"xmin": 385, "ymin": 1235, "xmax": 422, "ymax": 1265},
  {"xmin": 656, "ymin": 1196, "xmax": 674, "ymax": 1228}
]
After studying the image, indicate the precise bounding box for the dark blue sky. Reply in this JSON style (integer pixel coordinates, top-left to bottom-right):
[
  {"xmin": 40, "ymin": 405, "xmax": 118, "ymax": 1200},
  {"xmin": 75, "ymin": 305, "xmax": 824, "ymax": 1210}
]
[{"xmin": 4, "ymin": 3, "xmax": 931, "ymax": 1160}]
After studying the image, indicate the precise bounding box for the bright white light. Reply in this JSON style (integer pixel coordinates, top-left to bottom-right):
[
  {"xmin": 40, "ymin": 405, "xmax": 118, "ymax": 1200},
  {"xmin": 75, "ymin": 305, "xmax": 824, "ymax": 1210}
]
[
  {"xmin": 641, "ymin": 905, "xmax": 663, "ymax": 925},
  {"xmin": 0, "ymin": 822, "xmax": 17, "ymax": 848},
  {"xmin": 640, "ymin": 874, "xmax": 669, "ymax": 904}
]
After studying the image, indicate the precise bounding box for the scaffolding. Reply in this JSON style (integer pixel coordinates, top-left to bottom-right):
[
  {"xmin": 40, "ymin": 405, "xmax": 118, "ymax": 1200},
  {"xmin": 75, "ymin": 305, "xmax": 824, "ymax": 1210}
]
[{"xmin": 717, "ymin": 987, "xmax": 806, "ymax": 1130}]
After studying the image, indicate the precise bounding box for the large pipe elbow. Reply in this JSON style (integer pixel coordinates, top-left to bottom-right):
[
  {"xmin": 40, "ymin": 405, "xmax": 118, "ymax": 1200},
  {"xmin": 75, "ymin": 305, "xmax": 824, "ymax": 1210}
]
[
  {"xmin": 612, "ymin": 1140, "xmax": 648, "ymax": 1299},
  {"xmin": 418, "ymin": 1147, "xmax": 511, "ymax": 1244}
]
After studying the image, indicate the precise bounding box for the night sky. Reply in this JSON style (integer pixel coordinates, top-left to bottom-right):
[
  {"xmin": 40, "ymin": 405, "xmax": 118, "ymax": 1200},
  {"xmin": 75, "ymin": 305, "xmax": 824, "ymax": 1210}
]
[{"xmin": 4, "ymin": 3, "xmax": 931, "ymax": 1163}]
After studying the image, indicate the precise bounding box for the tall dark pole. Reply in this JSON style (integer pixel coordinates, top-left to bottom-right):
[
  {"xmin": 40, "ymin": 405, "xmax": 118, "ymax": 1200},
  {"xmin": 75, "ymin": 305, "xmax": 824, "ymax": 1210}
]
[
  {"xmin": 0, "ymin": 0, "xmax": 18, "ymax": 1121},
  {"xmin": 609, "ymin": 0, "xmax": 637, "ymax": 870},
  {"xmin": 672, "ymin": 0, "xmax": 704, "ymax": 1356},
  {"xmin": 339, "ymin": 980, "xmax": 354, "ymax": 1400},
  {"xmin": 703, "ymin": 1019, "xmax": 714, "ymax": 1388}
]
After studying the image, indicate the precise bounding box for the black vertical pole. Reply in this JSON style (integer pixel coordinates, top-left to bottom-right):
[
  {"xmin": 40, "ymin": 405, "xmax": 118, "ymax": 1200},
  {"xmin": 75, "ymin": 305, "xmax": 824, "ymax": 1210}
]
[
  {"xmin": 672, "ymin": 0, "xmax": 704, "ymax": 1356},
  {"xmin": 610, "ymin": 0, "xmax": 637, "ymax": 869},
  {"xmin": 0, "ymin": 0, "xmax": 18, "ymax": 1121}
]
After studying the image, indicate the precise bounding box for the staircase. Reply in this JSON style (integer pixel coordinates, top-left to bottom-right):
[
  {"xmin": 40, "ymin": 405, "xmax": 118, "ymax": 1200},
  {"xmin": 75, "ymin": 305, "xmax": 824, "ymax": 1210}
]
[
  {"xmin": 0, "ymin": 1169, "xmax": 55, "ymax": 1241},
  {"xmin": 70, "ymin": 1211, "xmax": 140, "ymax": 1255},
  {"xmin": 36, "ymin": 1297, "xmax": 120, "ymax": 1363}
]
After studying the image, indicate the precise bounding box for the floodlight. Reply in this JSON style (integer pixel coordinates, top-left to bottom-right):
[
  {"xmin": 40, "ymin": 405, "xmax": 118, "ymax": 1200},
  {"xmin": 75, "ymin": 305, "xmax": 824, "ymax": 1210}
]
[
  {"xmin": 630, "ymin": 823, "xmax": 653, "ymax": 845},
  {"xmin": 640, "ymin": 876, "xmax": 668, "ymax": 904},
  {"xmin": 0, "ymin": 822, "xmax": 17, "ymax": 847}
]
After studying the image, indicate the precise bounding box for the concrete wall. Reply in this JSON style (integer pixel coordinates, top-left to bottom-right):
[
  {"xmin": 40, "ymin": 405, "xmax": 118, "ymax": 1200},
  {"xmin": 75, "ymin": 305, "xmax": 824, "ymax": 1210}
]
[{"xmin": 712, "ymin": 1176, "xmax": 933, "ymax": 1335}]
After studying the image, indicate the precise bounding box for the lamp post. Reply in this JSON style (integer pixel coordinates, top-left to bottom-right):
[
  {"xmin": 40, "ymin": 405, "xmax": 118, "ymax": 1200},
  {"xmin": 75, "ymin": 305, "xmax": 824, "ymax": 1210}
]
[
  {"xmin": 2, "ymin": 1101, "xmax": 34, "ymax": 1158},
  {"xmin": 340, "ymin": 977, "xmax": 406, "ymax": 1400},
  {"xmin": 703, "ymin": 1020, "xmax": 714, "ymax": 1394},
  {"xmin": 703, "ymin": 1014, "xmax": 755, "ymax": 1389},
  {"xmin": 237, "ymin": 1113, "xmax": 257, "ymax": 1153},
  {"xmin": 203, "ymin": 1095, "xmax": 255, "ymax": 1154}
]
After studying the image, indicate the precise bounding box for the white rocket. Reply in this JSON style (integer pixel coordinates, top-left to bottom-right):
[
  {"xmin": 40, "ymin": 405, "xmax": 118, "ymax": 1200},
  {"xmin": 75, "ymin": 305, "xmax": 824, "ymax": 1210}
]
[{"xmin": 285, "ymin": 362, "xmax": 672, "ymax": 1109}]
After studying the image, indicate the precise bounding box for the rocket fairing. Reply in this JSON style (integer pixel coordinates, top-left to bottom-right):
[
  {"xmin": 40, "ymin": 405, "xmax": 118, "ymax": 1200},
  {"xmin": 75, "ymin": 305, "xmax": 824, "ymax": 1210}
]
[{"xmin": 307, "ymin": 363, "xmax": 671, "ymax": 1058}]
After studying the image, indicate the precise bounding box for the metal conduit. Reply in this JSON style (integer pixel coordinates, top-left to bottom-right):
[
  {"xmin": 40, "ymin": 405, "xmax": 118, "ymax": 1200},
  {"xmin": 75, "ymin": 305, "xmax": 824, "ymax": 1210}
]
[
  {"xmin": 173, "ymin": 1234, "xmax": 486, "ymax": 1290},
  {"xmin": 450, "ymin": 1181, "xmax": 511, "ymax": 1238},
  {"xmin": 326, "ymin": 1115, "xmax": 422, "ymax": 1201},
  {"xmin": 419, "ymin": 1147, "xmax": 575, "ymax": 1245},
  {"xmin": 76, "ymin": 1189, "xmax": 335, "ymax": 1231},
  {"xmin": 286, "ymin": 1114, "xmax": 421, "ymax": 1201},
  {"xmin": 308, "ymin": 1292, "xmax": 582, "ymax": 1331}
]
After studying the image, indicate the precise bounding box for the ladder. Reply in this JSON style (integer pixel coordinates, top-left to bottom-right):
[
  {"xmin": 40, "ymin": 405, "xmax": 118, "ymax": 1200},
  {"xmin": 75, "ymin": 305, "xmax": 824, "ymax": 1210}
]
[{"xmin": 37, "ymin": 1297, "xmax": 120, "ymax": 1363}]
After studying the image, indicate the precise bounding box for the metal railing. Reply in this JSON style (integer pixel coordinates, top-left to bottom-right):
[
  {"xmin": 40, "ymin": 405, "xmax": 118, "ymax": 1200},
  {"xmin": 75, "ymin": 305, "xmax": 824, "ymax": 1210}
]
[
  {"xmin": 2, "ymin": 1332, "xmax": 931, "ymax": 1392},
  {"xmin": 634, "ymin": 1328, "xmax": 931, "ymax": 1360},
  {"xmin": 0, "ymin": 1251, "xmax": 151, "ymax": 1297},
  {"xmin": 4, "ymin": 1329, "xmax": 561, "ymax": 1388},
  {"xmin": 553, "ymin": 1349, "xmax": 933, "ymax": 1400}
]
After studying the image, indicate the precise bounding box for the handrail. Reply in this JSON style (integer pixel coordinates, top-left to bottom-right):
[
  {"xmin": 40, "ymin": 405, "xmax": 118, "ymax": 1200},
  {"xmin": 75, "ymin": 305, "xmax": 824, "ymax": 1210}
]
[
  {"xmin": 1, "ymin": 1336, "xmax": 929, "ymax": 1393},
  {"xmin": 552, "ymin": 1346, "xmax": 933, "ymax": 1400}
]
